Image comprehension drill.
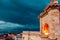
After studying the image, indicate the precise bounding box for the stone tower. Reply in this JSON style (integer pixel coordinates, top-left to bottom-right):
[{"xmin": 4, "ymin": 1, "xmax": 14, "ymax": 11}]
[{"xmin": 39, "ymin": 0, "xmax": 60, "ymax": 39}]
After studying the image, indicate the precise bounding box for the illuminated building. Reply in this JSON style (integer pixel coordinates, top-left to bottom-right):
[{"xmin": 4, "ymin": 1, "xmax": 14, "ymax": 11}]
[{"xmin": 39, "ymin": 0, "xmax": 60, "ymax": 40}]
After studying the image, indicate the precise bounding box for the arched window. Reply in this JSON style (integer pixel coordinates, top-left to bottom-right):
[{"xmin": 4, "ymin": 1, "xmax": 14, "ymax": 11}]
[{"xmin": 43, "ymin": 23, "xmax": 49, "ymax": 35}]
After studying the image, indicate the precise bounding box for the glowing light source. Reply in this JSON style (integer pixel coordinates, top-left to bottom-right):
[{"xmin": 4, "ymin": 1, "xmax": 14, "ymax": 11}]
[
  {"xmin": 43, "ymin": 23, "xmax": 49, "ymax": 35},
  {"xmin": 44, "ymin": 32, "xmax": 49, "ymax": 35}
]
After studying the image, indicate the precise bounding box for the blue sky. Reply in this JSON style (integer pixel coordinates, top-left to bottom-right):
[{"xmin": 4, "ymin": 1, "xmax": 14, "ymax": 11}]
[{"xmin": 0, "ymin": 0, "xmax": 60, "ymax": 33}]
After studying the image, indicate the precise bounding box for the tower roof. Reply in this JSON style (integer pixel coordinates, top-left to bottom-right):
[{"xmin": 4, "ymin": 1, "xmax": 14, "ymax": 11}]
[{"xmin": 39, "ymin": 0, "xmax": 60, "ymax": 18}]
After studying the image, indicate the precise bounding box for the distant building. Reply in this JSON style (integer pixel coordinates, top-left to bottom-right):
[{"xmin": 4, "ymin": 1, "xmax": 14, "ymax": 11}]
[
  {"xmin": 39, "ymin": 0, "xmax": 60, "ymax": 40},
  {"xmin": 22, "ymin": 31, "xmax": 41, "ymax": 40},
  {"xmin": 16, "ymin": 34, "xmax": 22, "ymax": 40}
]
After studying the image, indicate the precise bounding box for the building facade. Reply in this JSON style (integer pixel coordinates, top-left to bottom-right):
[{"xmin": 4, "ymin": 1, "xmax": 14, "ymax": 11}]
[
  {"xmin": 39, "ymin": 0, "xmax": 60, "ymax": 40},
  {"xmin": 22, "ymin": 31, "xmax": 41, "ymax": 40}
]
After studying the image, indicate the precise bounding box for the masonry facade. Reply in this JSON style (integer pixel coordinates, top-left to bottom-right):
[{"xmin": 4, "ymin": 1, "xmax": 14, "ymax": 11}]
[{"xmin": 39, "ymin": 0, "xmax": 60, "ymax": 40}]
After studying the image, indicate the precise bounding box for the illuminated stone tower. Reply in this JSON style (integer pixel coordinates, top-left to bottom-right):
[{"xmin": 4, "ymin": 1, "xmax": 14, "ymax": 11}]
[{"xmin": 39, "ymin": 0, "xmax": 60, "ymax": 39}]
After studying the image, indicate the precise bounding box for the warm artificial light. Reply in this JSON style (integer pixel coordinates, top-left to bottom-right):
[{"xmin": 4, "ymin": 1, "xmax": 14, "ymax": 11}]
[
  {"xmin": 44, "ymin": 23, "xmax": 49, "ymax": 35},
  {"xmin": 44, "ymin": 31, "xmax": 49, "ymax": 35}
]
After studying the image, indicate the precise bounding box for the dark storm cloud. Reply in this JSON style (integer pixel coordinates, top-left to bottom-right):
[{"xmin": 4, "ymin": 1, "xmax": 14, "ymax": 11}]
[
  {"xmin": 0, "ymin": 0, "xmax": 60, "ymax": 32},
  {"xmin": 0, "ymin": 0, "xmax": 50, "ymax": 25}
]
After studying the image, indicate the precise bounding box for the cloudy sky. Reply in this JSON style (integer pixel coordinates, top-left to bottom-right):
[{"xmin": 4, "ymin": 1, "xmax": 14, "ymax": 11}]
[{"xmin": 0, "ymin": 0, "xmax": 60, "ymax": 33}]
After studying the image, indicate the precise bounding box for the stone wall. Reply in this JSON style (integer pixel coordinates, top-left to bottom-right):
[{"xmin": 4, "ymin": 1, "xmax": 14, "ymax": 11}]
[
  {"xmin": 40, "ymin": 9, "xmax": 60, "ymax": 39},
  {"xmin": 40, "ymin": 14, "xmax": 49, "ymax": 37},
  {"xmin": 48, "ymin": 9, "xmax": 60, "ymax": 39}
]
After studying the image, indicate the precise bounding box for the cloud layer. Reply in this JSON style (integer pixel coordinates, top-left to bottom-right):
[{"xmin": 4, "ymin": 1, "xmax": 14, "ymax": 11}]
[
  {"xmin": 0, "ymin": 0, "xmax": 60, "ymax": 33},
  {"xmin": 0, "ymin": 21, "xmax": 39, "ymax": 33}
]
